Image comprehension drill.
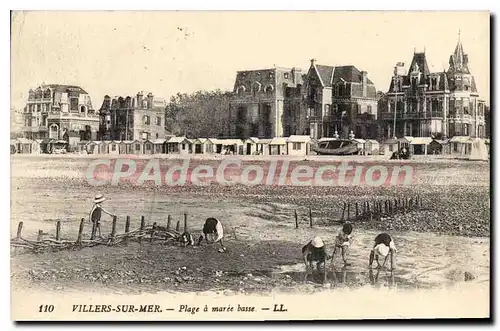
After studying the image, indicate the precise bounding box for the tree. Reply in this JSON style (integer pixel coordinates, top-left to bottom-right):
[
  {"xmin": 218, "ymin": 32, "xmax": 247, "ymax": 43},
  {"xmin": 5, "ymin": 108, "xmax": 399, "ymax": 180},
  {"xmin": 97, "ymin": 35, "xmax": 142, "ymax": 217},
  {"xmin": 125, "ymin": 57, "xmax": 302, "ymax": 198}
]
[{"xmin": 165, "ymin": 90, "xmax": 232, "ymax": 137}]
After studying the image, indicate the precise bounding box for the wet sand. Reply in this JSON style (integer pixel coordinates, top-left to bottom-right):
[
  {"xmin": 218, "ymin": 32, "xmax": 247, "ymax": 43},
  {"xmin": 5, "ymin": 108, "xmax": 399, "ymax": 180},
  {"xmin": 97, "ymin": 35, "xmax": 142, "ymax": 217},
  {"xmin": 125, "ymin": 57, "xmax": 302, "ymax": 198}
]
[{"xmin": 10, "ymin": 155, "xmax": 490, "ymax": 295}]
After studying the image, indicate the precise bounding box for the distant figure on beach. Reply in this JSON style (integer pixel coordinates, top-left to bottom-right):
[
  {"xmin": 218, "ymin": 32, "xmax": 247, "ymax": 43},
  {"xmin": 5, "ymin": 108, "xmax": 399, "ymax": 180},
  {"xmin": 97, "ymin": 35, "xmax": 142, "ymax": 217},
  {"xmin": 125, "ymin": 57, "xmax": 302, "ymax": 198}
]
[
  {"xmin": 89, "ymin": 194, "xmax": 115, "ymax": 238},
  {"xmin": 368, "ymin": 233, "xmax": 397, "ymax": 271},
  {"xmin": 302, "ymin": 236, "xmax": 328, "ymax": 271},
  {"xmin": 197, "ymin": 217, "xmax": 226, "ymax": 252},
  {"xmin": 331, "ymin": 223, "xmax": 353, "ymax": 266}
]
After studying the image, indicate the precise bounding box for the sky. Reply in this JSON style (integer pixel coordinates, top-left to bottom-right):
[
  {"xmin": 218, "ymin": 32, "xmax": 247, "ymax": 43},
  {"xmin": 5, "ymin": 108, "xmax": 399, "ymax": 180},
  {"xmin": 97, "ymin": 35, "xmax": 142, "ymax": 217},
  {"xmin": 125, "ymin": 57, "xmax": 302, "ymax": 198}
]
[{"xmin": 10, "ymin": 11, "xmax": 490, "ymax": 111}]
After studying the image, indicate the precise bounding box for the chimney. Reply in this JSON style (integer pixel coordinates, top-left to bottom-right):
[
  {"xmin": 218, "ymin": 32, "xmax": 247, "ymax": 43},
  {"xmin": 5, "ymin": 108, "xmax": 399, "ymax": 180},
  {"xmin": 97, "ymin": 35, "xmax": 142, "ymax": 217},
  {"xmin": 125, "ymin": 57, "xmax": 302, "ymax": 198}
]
[
  {"xmin": 291, "ymin": 67, "xmax": 296, "ymax": 84},
  {"xmin": 137, "ymin": 91, "xmax": 143, "ymax": 108},
  {"xmin": 147, "ymin": 92, "xmax": 154, "ymax": 109},
  {"xmin": 361, "ymin": 71, "xmax": 368, "ymax": 97},
  {"xmin": 310, "ymin": 59, "xmax": 316, "ymax": 66}
]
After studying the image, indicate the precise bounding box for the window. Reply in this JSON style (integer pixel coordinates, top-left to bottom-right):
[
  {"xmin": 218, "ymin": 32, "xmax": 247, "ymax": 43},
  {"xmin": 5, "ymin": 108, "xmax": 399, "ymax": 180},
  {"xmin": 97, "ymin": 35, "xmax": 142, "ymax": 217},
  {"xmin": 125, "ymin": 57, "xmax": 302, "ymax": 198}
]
[
  {"xmin": 70, "ymin": 98, "xmax": 78, "ymax": 111},
  {"xmin": 182, "ymin": 144, "xmax": 186, "ymax": 150},
  {"xmin": 111, "ymin": 144, "xmax": 117, "ymax": 151},
  {"xmin": 453, "ymin": 143, "xmax": 458, "ymax": 152},
  {"xmin": 156, "ymin": 116, "xmax": 161, "ymax": 125},
  {"xmin": 135, "ymin": 144, "xmax": 141, "ymax": 151},
  {"xmin": 464, "ymin": 124, "xmax": 469, "ymax": 136},
  {"xmin": 156, "ymin": 133, "xmax": 159, "ymax": 139},
  {"xmin": 141, "ymin": 132, "xmax": 149, "ymax": 140},
  {"xmin": 37, "ymin": 105, "xmax": 41, "ymax": 112},
  {"xmin": 145, "ymin": 143, "xmax": 151, "ymax": 151},
  {"xmin": 367, "ymin": 105, "xmax": 372, "ymax": 114},
  {"xmin": 144, "ymin": 115, "xmax": 150, "ymax": 125},
  {"xmin": 293, "ymin": 142, "xmax": 301, "ymax": 150},
  {"xmin": 284, "ymin": 73, "xmax": 289, "ymax": 79},
  {"xmin": 389, "ymin": 145, "xmax": 394, "ymax": 152}
]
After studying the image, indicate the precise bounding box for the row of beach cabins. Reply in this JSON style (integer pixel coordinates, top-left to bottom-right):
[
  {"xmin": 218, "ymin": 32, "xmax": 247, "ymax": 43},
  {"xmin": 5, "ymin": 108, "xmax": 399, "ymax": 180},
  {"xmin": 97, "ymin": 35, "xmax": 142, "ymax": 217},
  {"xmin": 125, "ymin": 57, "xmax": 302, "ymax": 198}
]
[{"xmin": 11, "ymin": 135, "xmax": 490, "ymax": 158}]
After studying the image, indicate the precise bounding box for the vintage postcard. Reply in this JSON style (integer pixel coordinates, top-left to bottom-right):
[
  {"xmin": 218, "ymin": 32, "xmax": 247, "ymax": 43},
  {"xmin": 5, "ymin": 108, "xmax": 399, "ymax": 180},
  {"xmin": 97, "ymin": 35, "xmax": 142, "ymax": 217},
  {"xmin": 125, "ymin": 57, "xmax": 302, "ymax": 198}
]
[{"xmin": 10, "ymin": 11, "xmax": 490, "ymax": 321}]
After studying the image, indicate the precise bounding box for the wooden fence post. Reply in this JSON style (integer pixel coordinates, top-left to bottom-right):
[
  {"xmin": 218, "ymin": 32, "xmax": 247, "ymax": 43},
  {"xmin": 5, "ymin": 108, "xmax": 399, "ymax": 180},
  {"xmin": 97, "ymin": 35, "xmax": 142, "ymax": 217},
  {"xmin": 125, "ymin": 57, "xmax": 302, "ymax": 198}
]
[
  {"xmin": 175, "ymin": 220, "xmax": 180, "ymax": 232},
  {"xmin": 139, "ymin": 216, "xmax": 146, "ymax": 243},
  {"xmin": 110, "ymin": 216, "xmax": 117, "ymax": 242},
  {"xmin": 167, "ymin": 215, "xmax": 171, "ymax": 230},
  {"xmin": 309, "ymin": 207, "xmax": 313, "ymax": 228},
  {"xmin": 124, "ymin": 216, "xmax": 131, "ymax": 244},
  {"xmin": 16, "ymin": 222, "xmax": 23, "ymax": 240},
  {"xmin": 294, "ymin": 210, "xmax": 298, "ymax": 229},
  {"xmin": 56, "ymin": 221, "xmax": 61, "ymax": 241},
  {"xmin": 151, "ymin": 222, "xmax": 157, "ymax": 242},
  {"xmin": 184, "ymin": 213, "xmax": 188, "ymax": 231},
  {"xmin": 341, "ymin": 202, "xmax": 346, "ymax": 222},
  {"xmin": 76, "ymin": 218, "xmax": 84, "ymax": 245},
  {"xmin": 37, "ymin": 230, "xmax": 43, "ymax": 242}
]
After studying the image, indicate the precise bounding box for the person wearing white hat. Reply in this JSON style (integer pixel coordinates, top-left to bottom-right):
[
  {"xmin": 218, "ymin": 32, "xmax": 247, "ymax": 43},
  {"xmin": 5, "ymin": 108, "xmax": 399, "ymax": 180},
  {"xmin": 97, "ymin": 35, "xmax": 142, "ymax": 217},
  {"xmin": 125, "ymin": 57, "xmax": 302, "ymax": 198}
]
[
  {"xmin": 89, "ymin": 194, "xmax": 116, "ymax": 238},
  {"xmin": 368, "ymin": 233, "xmax": 397, "ymax": 270},
  {"xmin": 302, "ymin": 236, "xmax": 328, "ymax": 271}
]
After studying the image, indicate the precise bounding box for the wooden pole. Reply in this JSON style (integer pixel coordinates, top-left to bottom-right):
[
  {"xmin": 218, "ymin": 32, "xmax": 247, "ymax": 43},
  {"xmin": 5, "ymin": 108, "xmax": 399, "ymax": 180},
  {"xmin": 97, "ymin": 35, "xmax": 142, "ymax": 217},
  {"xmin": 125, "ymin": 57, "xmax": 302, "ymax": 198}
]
[
  {"xmin": 347, "ymin": 203, "xmax": 350, "ymax": 221},
  {"xmin": 139, "ymin": 216, "xmax": 146, "ymax": 243},
  {"xmin": 151, "ymin": 222, "xmax": 157, "ymax": 242},
  {"xmin": 309, "ymin": 207, "xmax": 313, "ymax": 228},
  {"xmin": 167, "ymin": 215, "xmax": 171, "ymax": 230},
  {"xmin": 76, "ymin": 218, "xmax": 84, "ymax": 245},
  {"xmin": 184, "ymin": 213, "xmax": 188, "ymax": 231},
  {"xmin": 16, "ymin": 222, "xmax": 23, "ymax": 240},
  {"xmin": 294, "ymin": 210, "xmax": 298, "ymax": 229},
  {"xmin": 355, "ymin": 202, "xmax": 359, "ymax": 219},
  {"xmin": 124, "ymin": 216, "xmax": 131, "ymax": 244},
  {"xmin": 341, "ymin": 202, "xmax": 346, "ymax": 222},
  {"xmin": 55, "ymin": 221, "xmax": 61, "ymax": 241},
  {"xmin": 175, "ymin": 220, "xmax": 180, "ymax": 232}
]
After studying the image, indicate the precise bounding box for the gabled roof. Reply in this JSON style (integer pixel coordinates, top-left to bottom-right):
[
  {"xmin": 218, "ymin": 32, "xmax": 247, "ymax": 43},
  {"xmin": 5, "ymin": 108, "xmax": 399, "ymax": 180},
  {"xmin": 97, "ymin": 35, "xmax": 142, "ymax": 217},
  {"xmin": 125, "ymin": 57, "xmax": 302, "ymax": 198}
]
[
  {"xmin": 152, "ymin": 138, "xmax": 167, "ymax": 144},
  {"xmin": 409, "ymin": 137, "xmax": 433, "ymax": 145},
  {"xmin": 287, "ymin": 135, "xmax": 311, "ymax": 143},
  {"xmin": 217, "ymin": 139, "xmax": 243, "ymax": 145},
  {"xmin": 314, "ymin": 65, "xmax": 335, "ymax": 87},
  {"xmin": 194, "ymin": 138, "xmax": 208, "ymax": 144},
  {"xmin": 450, "ymin": 136, "xmax": 473, "ymax": 143},
  {"xmin": 432, "ymin": 139, "xmax": 449, "ymax": 145},
  {"xmin": 365, "ymin": 139, "xmax": 380, "ymax": 144},
  {"xmin": 258, "ymin": 139, "xmax": 272, "ymax": 144},
  {"xmin": 333, "ymin": 66, "xmax": 374, "ymax": 85},
  {"xmin": 167, "ymin": 136, "xmax": 189, "ymax": 144},
  {"xmin": 244, "ymin": 137, "xmax": 260, "ymax": 144},
  {"xmin": 44, "ymin": 84, "xmax": 88, "ymax": 94},
  {"xmin": 352, "ymin": 138, "xmax": 366, "ymax": 144},
  {"xmin": 120, "ymin": 140, "xmax": 135, "ymax": 144},
  {"xmin": 383, "ymin": 138, "xmax": 399, "ymax": 144},
  {"xmin": 17, "ymin": 138, "xmax": 33, "ymax": 144},
  {"xmin": 270, "ymin": 137, "xmax": 287, "ymax": 145}
]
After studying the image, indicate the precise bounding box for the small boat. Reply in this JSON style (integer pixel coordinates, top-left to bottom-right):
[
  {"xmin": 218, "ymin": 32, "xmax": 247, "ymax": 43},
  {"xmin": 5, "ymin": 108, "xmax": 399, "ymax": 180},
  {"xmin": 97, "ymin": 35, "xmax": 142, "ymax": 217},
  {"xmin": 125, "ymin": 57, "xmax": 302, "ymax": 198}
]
[{"xmin": 312, "ymin": 139, "xmax": 360, "ymax": 156}]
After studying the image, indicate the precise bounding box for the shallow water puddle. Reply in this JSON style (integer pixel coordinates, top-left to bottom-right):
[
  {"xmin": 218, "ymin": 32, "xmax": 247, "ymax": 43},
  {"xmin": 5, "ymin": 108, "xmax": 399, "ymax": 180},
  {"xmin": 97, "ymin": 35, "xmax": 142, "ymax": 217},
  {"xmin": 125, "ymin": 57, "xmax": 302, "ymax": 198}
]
[{"xmin": 269, "ymin": 263, "xmax": 417, "ymax": 289}]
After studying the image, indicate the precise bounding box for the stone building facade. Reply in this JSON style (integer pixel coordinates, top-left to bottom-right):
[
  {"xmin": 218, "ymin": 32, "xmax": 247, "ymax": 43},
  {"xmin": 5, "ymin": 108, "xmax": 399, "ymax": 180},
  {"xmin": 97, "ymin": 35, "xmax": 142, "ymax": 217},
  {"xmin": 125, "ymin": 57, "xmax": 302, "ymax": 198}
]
[
  {"xmin": 228, "ymin": 67, "xmax": 305, "ymax": 139},
  {"xmin": 98, "ymin": 92, "xmax": 167, "ymax": 141},
  {"xmin": 380, "ymin": 36, "xmax": 486, "ymax": 139},
  {"xmin": 22, "ymin": 84, "xmax": 99, "ymax": 140},
  {"xmin": 303, "ymin": 60, "xmax": 378, "ymax": 139}
]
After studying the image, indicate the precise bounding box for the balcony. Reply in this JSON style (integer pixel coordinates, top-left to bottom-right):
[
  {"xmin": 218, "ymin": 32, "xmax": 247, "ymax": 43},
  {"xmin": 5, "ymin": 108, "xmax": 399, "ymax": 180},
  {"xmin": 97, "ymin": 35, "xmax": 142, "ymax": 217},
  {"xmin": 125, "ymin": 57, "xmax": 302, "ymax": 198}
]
[
  {"xmin": 22, "ymin": 126, "xmax": 48, "ymax": 132},
  {"xmin": 381, "ymin": 111, "xmax": 445, "ymax": 121}
]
